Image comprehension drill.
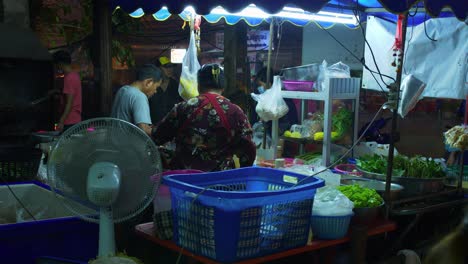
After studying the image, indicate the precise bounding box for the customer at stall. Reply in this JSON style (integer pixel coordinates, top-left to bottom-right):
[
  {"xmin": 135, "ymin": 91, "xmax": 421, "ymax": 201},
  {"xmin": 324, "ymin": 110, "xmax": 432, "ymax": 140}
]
[
  {"xmin": 111, "ymin": 64, "xmax": 162, "ymax": 135},
  {"xmin": 52, "ymin": 50, "xmax": 82, "ymax": 131},
  {"xmin": 152, "ymin": 63, "xmax": 256, "ymax": 171},
  {"xmin": 149, "ymin": 56, "xmax": 183, "ymax": 124},
  {"xmin": 252, "ymin": 67, "xmax": 299, "ymax": 135}
]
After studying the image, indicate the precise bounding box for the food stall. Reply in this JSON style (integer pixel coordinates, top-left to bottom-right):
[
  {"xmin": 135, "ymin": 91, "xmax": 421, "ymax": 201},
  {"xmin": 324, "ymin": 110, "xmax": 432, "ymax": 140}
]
[
  {"xmin": 109, "ymin": 0, "xmax": 466, "ymax": 263},
  {"xmin": 2, "ymin": 1, "xmax": 464, "ymax": 263}
]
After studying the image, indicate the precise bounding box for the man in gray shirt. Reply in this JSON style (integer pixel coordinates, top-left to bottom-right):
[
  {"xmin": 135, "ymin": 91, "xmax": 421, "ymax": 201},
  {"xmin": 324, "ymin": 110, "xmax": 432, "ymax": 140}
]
[{"xmin": 111, "ymin": 64, "xmax": 162, "ymax": 135}]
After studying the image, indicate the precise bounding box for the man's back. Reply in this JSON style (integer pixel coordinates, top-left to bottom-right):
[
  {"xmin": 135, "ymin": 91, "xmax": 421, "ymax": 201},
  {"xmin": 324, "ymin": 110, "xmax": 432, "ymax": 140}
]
[{"xmin": 111, "ymin": 85, "xmax": 151, "ymax": 125}]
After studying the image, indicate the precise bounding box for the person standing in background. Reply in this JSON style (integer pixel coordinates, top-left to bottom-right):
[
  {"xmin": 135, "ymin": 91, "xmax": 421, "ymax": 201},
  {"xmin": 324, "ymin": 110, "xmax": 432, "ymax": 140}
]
[
  {"xmin": 52, "ymin": 50, "xmax": 82, "ymax": 131},
  {"xmin": 111, "ymin": 64, "xmax": 162, "ymax": 135},
  {"xmin": 149, "ymin": 56, "xmax": 183, "ymax": 124},
  {"xmin": 152, "ymin": 64, "xmax": 256, "ymax": 171}
]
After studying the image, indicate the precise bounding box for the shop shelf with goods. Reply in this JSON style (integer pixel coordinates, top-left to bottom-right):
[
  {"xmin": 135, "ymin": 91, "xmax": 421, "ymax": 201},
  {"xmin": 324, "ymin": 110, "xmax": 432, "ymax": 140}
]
[{"xmin": 272, "ymin": 77, "xmax": 361, "ymax": 166}]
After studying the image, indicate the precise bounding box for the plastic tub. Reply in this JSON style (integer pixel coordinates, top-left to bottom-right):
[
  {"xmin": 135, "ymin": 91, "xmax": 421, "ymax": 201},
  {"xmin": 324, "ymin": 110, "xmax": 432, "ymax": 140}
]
[
  {"xmin": 334, "ymin": 164, "xmax": 362, "ymax": 176},
  {"xmin": 164, "ymin": 167, "xmax": 325, "ymax": 262},
  {"xmin": 283, "ymin": 81, "xmax": 315, "ymax": 91},
  {"xmin": 0, "ymin": 146, "xmax": 42, "ymax": 182},
  {"xmin": 257, "ymin": 158, "xmax": 304, "ymax": 168},
  {"xmin": 311, "ymin": 214, "xmax": 353, "ymax": 240},
  {"xmin": 0, "ymin": 182, "xmax": 98, "ymax": 263}
]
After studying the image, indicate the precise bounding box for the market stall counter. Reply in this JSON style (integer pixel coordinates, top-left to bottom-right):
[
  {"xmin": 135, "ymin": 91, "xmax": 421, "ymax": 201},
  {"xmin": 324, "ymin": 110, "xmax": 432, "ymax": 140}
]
[{"xmin": 135, "ymin": 220, "xmax": 397, "ymax": 264}]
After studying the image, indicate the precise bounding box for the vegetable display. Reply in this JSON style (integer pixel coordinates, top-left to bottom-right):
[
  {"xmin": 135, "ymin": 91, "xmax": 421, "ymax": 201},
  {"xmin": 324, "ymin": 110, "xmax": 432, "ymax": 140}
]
[
  {"xmin": 295, "ymin": 152, "xmax": 343, "ymax": 165},
  {"xmin": 357, "ymin": 154, "xmax": 445, "ymax": 179},
  {"xmin": 332, "ymin": 107, "xmax": 353, "ymax": 138},
  {"xmin": 445, "ymin": 125, "xmax": 468, "ymax": 150},
  {"xmin": 337, "ymin": 184, "xmax": 383, "ymax": 208},
  {"xmin": 283, "ymin": 107, "xmax": 353, "ymax": 140}
]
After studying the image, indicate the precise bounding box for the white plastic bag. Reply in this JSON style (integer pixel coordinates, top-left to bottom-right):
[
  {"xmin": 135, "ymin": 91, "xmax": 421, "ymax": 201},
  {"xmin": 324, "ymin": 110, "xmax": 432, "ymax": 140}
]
[
  {"xmin": 251, "ymin": 76, "xmax": 289, "ymax": 121},
  {"xmin": 398, "ymin": 74, "xmax": 426, "ymax": 118},
  {"xmin": 312, "ymin": 186, "xmax": 354, "ymax": 216},
  {"xmin": 327, "ymin": 61, "xmax": 351, "ymax": 78},
  {"xmin": 178, "ymin": 31, "xmax": 201, "ymax": 101},
  {"xmin": 316, "ymin": 61, "xmax": 351, "ymax": 91}
]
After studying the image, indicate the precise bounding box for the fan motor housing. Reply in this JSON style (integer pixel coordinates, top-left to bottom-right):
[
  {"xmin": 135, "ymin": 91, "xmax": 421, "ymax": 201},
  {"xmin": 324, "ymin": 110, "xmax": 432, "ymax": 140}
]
[{"xmin": 87, "ymin": 162, "xmax": 121, "ymax": 206}]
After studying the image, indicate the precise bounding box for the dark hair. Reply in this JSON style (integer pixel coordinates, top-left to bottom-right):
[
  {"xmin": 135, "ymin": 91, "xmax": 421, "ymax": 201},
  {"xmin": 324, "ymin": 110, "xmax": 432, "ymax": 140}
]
[
  {"xmin": 198, "ymin": 63, "xmax": 225, "ymax": 92},
  {"xmin": 52, "ymin": 50, "xmax": 71, "ymax": 65},
  {"xmin": 136, "ymin": 64, "xmax": 162, "ymax": 82},
  {"xmin": 255, "ymin": 67, "xmax": 274, "ymax": 85}
]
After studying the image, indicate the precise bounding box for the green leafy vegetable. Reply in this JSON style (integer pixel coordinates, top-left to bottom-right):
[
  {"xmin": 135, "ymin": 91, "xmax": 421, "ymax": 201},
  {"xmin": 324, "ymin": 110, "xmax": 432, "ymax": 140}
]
[
  {"xmin": 332, "ymin": 107, "xmax": 353, "ymax": 138},
  {"xmin": 356, "ymin": 154, "xmax": 445, "ymax": 179},
  {"xmin": 337, "ymin": 184, "xmax": 383, "ymax": 208}
]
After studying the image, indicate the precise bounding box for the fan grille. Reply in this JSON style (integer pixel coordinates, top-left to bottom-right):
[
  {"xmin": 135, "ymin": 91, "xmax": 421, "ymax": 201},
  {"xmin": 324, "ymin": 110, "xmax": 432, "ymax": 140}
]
[{"xmin": 47, "ymin": 118, "xmax": 162, "ymax": 223}]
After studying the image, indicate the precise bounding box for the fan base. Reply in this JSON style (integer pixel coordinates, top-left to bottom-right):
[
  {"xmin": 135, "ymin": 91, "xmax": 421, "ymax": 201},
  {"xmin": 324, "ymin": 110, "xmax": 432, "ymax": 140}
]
[{"xmin": 89, "ymin": 256, "xmax": 140, "ymax": 264}]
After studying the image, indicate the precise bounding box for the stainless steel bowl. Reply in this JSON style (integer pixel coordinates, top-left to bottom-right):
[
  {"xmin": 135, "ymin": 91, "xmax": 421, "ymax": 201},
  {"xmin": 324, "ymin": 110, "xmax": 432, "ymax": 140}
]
[
  {"xmin": 353, "ymin": 203, "xmax": 384, "ymax": 225},
  {"xmin": 356, "ymin": 167, "xmax": 446, "ymax": 197},
  {"xmin": 341, "ymin": 178, "xmax": 404, "ymax": 201}
]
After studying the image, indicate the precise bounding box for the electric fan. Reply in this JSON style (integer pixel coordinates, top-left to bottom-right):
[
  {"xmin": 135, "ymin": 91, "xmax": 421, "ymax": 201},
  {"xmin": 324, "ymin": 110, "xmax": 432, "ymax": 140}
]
[{"xmin": 47, "ymin": 118, "xmax": 162, "ymax": 263}]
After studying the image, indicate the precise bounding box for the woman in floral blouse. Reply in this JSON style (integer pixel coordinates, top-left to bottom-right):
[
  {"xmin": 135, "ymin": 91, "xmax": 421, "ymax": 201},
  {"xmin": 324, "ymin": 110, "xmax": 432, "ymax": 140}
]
[{"xmin": 152, "ymin": 64, "xmax": 256, "ymax": 171}]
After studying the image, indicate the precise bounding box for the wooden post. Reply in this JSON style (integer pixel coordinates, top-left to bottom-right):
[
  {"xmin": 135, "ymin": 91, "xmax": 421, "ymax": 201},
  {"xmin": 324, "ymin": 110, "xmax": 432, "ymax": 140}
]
[
  {"xmin": 94, "ymin": 0, "xmax": 113, "ymax": 115},
  {"xmin": 223, "ymin": 22, "xmax": 248, "ymax": 99},
  {"xmin": 384, "ymin": 14, "xmax": 408, "ymax": 208}
]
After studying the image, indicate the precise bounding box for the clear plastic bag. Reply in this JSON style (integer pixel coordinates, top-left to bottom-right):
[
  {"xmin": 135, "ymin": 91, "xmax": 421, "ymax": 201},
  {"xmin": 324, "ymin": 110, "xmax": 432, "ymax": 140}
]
[
  {"xmin": 178, "ymin": 31, "xmax": 201, "ymax": 101},
  {"xmin": 251, "ymin": 76, "xmax": 289, "ymax": 121},
  {"xmin": 398, "ymin": 74, "xmax": 426, "ymax": 118},
  {"xmin": 315, "ymin": 61, "xmax": 351, "ymax": 91},
  {"xmin": 312, "ymin": 186, "xmax": 354, "ymax": 216},
  {"xmin": 252, "ymin": 121, "xmax": 272, "ymax": 148},
  {"xmin": 327, "ymin": 61, "xmax": 351, "ymax": 78}
]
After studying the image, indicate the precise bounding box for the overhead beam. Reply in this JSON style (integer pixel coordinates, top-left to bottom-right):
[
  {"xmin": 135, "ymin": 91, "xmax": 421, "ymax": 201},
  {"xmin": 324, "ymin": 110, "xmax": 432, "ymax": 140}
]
[{"xmin": 365, "ymin": 7, "xmax": 453, "ymax": 13}]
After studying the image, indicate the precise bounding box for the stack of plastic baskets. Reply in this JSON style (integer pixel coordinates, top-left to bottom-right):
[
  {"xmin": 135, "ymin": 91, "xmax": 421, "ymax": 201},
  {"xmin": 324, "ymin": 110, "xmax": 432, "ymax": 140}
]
[
  {"xmin": 163, "ymin": 167, "xmax": 324, "ymax": 262},
  {"xmin": 310, "ymin": 213, "xmax": 354, "ymax": 240}
]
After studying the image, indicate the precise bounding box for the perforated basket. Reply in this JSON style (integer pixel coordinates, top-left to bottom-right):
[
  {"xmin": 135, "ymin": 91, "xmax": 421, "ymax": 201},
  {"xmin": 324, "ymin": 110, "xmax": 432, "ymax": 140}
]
[
  {"xmin": 163, "ymin": 167, "xmax": 324, "ymax": 262},
  {"xmin": 0, "ymin": 147, "xmax": 42, "ymax": 182},
  {"xmin": 311, "ymin": 214, "xmax": 353, "ymax": 240}
]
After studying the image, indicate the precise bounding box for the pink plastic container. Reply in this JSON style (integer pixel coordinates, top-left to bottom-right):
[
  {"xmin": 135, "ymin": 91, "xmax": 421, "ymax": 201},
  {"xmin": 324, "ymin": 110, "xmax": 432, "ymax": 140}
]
[
  {"xmin": 334, "ymin": 164, "xmax": 362, "ymax": 176},
  {"xmin": 283, "ymin": 80, "xmax": 315, "ymax": 91},
  {"xmin": 152, "ymin": 170, "xmax": 204, "ymax": 197}
]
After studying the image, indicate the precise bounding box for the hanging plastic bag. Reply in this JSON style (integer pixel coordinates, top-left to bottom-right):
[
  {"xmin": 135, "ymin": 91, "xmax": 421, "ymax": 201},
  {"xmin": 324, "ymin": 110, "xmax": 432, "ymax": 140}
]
[
  {"xmin": 398, "ymin": 74, "xmax": 426, "ymax": 118},
  {"xmin": 312, "ymin": 186, "xmax": 354, "ymax": 216},
  {"xmin": 327, "ymin": 61, "xmax": 351, "ymax": 78},
  {"xmin": 178, "ymin": 31, "xmax": 201, "ymax": 101},
  {"xmin": 251, "ymin": 76, "xmax": 289, "ymax": 121}
]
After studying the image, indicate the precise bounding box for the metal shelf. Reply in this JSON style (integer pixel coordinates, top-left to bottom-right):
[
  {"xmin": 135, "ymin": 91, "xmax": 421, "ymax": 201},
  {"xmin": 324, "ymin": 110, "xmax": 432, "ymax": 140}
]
[{"xmin": 272, "ymin": 77, "xmax": 361, "ymax": 166}]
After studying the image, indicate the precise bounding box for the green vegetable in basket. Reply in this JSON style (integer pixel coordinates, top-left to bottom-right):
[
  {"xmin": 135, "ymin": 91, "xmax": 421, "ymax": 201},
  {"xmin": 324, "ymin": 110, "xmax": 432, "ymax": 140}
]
[
  {"xmin": 337, "ymin": 184, "xmax": 383, "ymax": 208},
  {"xmin": 356, "ymin": 154, "xmax": 445, "ymax": 179}
]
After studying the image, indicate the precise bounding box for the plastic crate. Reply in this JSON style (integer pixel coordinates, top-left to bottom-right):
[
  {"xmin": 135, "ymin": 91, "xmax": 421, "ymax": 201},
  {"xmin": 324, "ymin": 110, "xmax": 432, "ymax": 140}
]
[
  {"xmin": 283, "ymin": 80, "xmax": 315, "ymax": 91},
  {"xmin": 164, "ymin": 167, "xmax": 324, "ymax": 262},
  {"xmin": 0, "ymin": 182, "xmax": 98, "ymax": 263},
  {"xmin": 0, "ymin": 146, "xmax": 42, "ymax": 182},
  {"xmin": 311, "ymin": 214, "xmax": 353, "ymax": 240},
  {"xmin": 280, "ymin": 64, "xmax": 320, "ymax": 81}
]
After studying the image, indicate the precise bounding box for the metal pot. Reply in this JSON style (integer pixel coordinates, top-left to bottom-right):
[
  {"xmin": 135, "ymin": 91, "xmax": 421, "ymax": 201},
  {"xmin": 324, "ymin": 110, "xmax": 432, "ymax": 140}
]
[
  {"xmin": 352, "ymin": 203, "xmax": 384, "ymax": 225},
  {"xmin": 31, "ymin": 131, "xmax": 60, "ymax": 143},
  {"xmin": 341, "ymin": 178, "xmax": 404, "ymax": 201},
  {"xmin": 356, "ymin": 167, "xmax": 446, "ymax": 197},
  {"xmin": 392, "ymin": 176, "xmax": 446, "ymax": 197}
]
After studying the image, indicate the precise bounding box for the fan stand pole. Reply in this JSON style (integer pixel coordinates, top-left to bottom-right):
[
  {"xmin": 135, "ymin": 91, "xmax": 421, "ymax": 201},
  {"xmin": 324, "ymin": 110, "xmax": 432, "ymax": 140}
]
[{"xmin": 98, "ymin": 207, "xmax": 116, "ymax": 257}]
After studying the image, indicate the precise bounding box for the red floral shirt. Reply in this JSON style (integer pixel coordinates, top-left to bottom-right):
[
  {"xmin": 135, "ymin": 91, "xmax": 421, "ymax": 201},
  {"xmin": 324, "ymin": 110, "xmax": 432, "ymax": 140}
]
[{"xmin": 153, "ymin": 93, "xmax": 256, "ymax": 171}]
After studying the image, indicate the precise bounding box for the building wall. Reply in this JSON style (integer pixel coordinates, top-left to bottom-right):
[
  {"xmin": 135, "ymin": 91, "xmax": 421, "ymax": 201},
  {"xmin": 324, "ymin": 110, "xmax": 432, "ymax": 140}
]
[{"xmin": 302, "ymin": 23, "xmax": 365, "ymax": 70}]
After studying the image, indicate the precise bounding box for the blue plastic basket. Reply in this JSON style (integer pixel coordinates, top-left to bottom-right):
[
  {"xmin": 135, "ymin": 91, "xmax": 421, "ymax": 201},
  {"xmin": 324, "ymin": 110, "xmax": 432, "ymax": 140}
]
[
  {"xmin": 310, "ymin": 214, "xmax": 353, "ymax": 240},
  {"xmin": 163, "ymin": 167, "xmax": 324, "ymax": 262}
]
